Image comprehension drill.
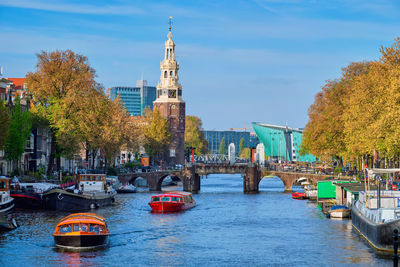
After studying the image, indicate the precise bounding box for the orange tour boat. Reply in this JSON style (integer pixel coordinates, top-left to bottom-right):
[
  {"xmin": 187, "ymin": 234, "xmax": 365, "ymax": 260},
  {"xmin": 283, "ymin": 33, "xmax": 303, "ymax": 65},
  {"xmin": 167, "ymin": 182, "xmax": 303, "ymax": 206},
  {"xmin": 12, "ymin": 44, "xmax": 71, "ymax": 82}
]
[
  {"xmin": 149, "ymin": 191, "xmax": 196, "ymax": 213},
  {"xmin": 53, "ymin": 213, "xmax": 109, "ymax": 249}
]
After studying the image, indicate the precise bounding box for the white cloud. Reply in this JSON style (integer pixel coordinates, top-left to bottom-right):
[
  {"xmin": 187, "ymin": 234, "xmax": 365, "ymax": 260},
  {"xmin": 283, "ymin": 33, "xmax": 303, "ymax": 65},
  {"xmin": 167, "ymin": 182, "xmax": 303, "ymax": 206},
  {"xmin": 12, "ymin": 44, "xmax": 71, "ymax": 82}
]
[{"xmin": 0, "ymin": 0, "xmax": 144, "ymax": 15}]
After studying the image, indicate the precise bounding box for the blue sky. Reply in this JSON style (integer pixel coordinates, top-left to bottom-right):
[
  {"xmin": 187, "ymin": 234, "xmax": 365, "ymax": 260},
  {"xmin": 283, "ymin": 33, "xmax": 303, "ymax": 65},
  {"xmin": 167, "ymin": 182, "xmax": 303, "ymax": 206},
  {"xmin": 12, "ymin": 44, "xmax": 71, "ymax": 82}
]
[{"xmin": 1, "ymin": 0, "xmax": 399, "ymax": 130}]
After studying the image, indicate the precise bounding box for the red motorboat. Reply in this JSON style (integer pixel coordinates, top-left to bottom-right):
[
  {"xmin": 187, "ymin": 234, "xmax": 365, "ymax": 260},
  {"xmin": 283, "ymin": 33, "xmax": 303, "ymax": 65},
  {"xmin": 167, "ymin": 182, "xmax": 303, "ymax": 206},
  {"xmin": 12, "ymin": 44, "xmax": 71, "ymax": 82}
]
[
  {"xmin": 292, "ymin": 192, "xmax": 306, "ymax": 200},
  {"xmin": 149, "ymin": 191, "xmax": 196, "ymax": 213}
]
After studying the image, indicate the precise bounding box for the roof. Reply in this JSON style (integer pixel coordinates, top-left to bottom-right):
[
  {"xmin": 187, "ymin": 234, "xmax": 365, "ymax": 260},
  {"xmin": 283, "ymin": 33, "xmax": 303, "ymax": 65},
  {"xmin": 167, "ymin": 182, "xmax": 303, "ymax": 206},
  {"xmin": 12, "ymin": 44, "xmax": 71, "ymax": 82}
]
[
  {"xmin": 335, "ymin": 182, "xmax": 378, "ymax": 194},
  {"xmin": 252, "ymin": 122, "xmax": 303, "ymax": 133},
  {"xmin": 58, "ymin": 218, "xmax": 106, "ymax": 226},
  {"xmin": 58, "ymin": 213, "xmax": 106, "ymax": 225},
  {"xmin": 152, "ymin": 191, "xmax": 192, "ymax": 197},
  {"xmin": 8, "ymin": 78, "xmax": 25, "ymax": 90}
]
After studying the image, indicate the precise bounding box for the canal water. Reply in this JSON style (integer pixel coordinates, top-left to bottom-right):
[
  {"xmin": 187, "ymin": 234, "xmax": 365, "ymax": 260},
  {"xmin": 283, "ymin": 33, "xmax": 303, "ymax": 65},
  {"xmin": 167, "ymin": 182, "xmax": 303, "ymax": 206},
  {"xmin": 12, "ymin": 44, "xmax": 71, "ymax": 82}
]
[{"xmin": 0, "ymin": 175, "xmax": 392, "ymax": 266}]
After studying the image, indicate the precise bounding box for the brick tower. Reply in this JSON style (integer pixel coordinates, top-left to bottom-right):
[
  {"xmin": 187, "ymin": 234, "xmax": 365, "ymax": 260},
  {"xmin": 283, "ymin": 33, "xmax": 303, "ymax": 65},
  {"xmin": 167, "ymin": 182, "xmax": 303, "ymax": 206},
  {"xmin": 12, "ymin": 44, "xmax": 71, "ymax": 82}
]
[{"xmin": 153, "ymin": 21, "xmax": 185, "ymax": 165}]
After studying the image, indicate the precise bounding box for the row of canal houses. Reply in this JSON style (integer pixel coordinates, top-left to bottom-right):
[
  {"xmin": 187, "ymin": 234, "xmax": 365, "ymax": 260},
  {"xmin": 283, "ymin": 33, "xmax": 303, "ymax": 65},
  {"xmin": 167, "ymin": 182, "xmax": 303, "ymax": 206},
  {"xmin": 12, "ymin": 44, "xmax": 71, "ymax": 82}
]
[{"xmin": 0, "ymin": 77, "xmax": 98, "ymax": 176}]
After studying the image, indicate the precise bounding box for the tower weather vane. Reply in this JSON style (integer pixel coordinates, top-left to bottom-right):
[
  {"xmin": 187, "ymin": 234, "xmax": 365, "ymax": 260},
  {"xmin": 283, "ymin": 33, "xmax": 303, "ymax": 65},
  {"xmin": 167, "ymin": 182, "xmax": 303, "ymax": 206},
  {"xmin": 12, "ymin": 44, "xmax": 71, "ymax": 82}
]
[{"xmin": 169, "ymin": 16, "xmax": 173, "ymax": 31}]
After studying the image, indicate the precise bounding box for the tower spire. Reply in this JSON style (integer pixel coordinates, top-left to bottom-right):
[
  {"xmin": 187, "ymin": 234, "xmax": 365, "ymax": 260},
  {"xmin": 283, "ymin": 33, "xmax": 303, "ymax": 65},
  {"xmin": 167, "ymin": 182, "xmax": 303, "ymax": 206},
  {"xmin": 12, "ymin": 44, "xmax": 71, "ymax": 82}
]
[{"xmin": 169, "ymin": 16, "xmax": 173, "ymax": 32}]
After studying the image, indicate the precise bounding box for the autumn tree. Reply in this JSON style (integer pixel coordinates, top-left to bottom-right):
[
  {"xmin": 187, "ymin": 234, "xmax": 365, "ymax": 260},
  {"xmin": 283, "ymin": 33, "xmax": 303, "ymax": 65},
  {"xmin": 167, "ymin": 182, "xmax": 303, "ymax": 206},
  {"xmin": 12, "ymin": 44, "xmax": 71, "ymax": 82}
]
[
  {"xmin": 301, "ymin": 62, "xmax": 371, "ymax": 165},
  {"xmin": 301, "ymin": 37, "xmax": 400, "ymax": 169},
  {"xmin": 4, "ymin": 97, "xmax": 32, "ymax": 172},
  {"xmin": 219, "ymin": 137, "xmax": 226, "ymax": 155},
  {"xmin": 184, "ymin": 115, "xmax": 208, "ymax": 155},
  {"xmin": 238, "ymin": 138, "xmax": 245, "ymax": 157},
  {"xmin": 143, "ymin": 108, "xmax": 171, "ymax": 163},
  {"xmin": 0, "ymin": 100, "xmax": 10, "ymax": 150},
  {"xmin": 26, "ymin": 50, "xmax": 98, "ymax": 175},
  {"xmin": 240, "ymin": 147, "xmax": 251, "ymax": 160}
]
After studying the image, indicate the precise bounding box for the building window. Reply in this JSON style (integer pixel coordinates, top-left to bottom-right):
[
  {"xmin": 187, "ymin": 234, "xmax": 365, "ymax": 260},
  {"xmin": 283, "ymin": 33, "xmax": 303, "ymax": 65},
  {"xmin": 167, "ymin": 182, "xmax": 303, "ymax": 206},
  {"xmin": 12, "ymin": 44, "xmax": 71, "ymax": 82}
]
[
  {"xmin": 178, "ymin": 89, "xmax": 182, "ymax": 96},
  {"xmin": 170, "ymin": 71, "xmax": 173, "ymax": 77},
  {"xmin": 164, "ymin": 71, "xmax": 167, "ymax": 78},
  {"xmin": 168, "ymin": 90, "xmax": 176, "ymax": 98}
]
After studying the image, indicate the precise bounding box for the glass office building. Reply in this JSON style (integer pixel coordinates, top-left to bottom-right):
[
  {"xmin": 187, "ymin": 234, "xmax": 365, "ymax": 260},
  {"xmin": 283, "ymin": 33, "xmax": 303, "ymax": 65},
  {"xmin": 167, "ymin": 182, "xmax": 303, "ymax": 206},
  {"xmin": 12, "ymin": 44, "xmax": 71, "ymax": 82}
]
[
  {"xmin": 203, "ymin": 130, "xmax": 259, "ymax": 155},
  {"xmin": 110, "ymin": 80, "xmax": 156, "ymax": 116},
  {"xmin": 252, "ymin": 122, "xmax": 316, "ymax": 162}
]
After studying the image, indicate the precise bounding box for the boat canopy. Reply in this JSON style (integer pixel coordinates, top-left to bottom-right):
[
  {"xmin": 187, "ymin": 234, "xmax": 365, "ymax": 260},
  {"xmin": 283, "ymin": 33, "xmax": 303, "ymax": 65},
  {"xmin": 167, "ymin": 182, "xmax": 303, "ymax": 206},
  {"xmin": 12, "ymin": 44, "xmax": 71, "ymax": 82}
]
[
  {"xmin": 297, "ymin": 177, "xmax": 308, "ymax": 182},
  {"xmin": 367, "ymin": 168, "xmax": 400, "ymax": 175}
]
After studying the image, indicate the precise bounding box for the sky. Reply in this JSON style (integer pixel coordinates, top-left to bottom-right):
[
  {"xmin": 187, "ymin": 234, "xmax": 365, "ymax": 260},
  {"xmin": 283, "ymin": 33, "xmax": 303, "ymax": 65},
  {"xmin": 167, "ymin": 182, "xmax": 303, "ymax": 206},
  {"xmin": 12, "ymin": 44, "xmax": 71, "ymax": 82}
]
[{"xmin": 1, "ymin": 0, "xmax": 400, "ymax": 130}]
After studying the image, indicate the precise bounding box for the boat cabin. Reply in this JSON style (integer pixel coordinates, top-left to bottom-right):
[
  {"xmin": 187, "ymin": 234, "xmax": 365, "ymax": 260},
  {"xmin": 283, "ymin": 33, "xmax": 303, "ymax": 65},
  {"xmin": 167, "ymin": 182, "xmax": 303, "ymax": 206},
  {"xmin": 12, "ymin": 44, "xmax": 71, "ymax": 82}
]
[
  {"xmin": 150, "ymin": 192, "xmax": 194, "ymax": 204},
  {"xmin": 0, "ymin": 177, "xmax": 11, "ymax": 203},
  {"xmin": 77, "ymin": 174, "xmax": 106, "ymax": 193}
]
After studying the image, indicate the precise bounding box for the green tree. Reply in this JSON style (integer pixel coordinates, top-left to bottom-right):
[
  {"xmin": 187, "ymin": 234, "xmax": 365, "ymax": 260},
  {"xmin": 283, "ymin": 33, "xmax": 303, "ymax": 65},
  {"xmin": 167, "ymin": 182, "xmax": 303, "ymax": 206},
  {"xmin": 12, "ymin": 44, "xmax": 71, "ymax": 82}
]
[
  {"xmin": 0, "ymin": 100, "xmax": 10, "ymax": 150},
  {"xmin": 144, "ymin": 108, "xmax": 171, "ymax": 163},
  {"xmin": 218, "ymin": 137, "xmax": 226, "ymax": 155},
  {"xmin": 185, "ymin": 115, "xmax": 208, "ymax": 154},
  {"xmin": 238, "ymin": 138, "xmax": 245, "ymax": 157},
  {"xmin": 4, "ymin": 97, "xmax": 32, "ymax": 171}
]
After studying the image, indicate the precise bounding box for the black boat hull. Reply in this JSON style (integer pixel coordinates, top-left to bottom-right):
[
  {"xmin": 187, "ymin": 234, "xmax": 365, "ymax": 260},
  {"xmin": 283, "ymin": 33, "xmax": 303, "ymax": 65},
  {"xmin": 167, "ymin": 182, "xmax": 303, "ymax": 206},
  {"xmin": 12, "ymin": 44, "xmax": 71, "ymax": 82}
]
[
  {"xmin": 54, "ymin": 234, "xmax": 108, "ymax": 249},
  {"xmin": 0, "ymin": 199, "xmax": 14, "ymax": 213},
  {"xmin": 11, "ymin": 193, "xmax": 42, "ymax": 209},
  {"xmin": 43, "ymin": 189, "xmax": 116, "ymax": 211},
  {"xmin": 351, "ymin": 204, "xmax": 400, "ymax": 252}
]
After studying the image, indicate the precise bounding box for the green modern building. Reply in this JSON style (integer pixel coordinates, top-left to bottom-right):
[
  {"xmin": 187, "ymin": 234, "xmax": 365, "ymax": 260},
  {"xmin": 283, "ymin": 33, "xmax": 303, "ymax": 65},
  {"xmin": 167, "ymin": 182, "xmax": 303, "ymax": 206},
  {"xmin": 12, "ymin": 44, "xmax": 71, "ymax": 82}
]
[{"xmin": 252, "ymin": 122, "xmax": 316, "ymax": 162}]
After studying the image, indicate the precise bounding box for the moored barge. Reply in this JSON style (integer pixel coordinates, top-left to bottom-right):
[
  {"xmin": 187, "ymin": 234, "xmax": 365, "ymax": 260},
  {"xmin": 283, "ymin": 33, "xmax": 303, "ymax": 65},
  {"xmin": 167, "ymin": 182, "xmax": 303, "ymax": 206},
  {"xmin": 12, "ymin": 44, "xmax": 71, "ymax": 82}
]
[
  {"xmin": 43, "ymin": 174, "xmax": 116, "ymax": 211},
  {"xmin": 351, "ymin": 168, "xmax": 400, "ymax": 252}
]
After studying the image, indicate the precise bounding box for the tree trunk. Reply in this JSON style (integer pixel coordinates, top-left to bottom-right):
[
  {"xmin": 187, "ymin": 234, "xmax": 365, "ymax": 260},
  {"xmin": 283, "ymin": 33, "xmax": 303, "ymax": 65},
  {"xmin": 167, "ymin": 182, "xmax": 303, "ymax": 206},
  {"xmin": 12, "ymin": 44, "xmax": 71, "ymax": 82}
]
[
  {"xmin": 104, "ymin": 157, "xmax": 108, "ymax": 174},
  {"xmin": 47, "ymin": 128, "xmax": 57, "ymax": 176}
]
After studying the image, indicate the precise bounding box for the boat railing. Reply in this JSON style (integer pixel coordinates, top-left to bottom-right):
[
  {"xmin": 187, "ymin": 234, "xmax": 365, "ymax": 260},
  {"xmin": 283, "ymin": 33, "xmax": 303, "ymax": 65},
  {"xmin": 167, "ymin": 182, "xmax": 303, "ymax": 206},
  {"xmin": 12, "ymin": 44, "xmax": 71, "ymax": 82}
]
[{"xmin": 360, "ymin": 190, "xmax": 400, "ymax": 209}]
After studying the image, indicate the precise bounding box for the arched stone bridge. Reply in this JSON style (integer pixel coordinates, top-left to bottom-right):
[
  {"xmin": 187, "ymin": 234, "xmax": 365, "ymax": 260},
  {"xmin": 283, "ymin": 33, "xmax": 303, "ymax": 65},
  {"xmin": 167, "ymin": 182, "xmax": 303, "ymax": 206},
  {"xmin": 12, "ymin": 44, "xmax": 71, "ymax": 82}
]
[
  {"xmin": 261, "ymin": 170, "xmax": 332, "ymax": 192},
  {"xmin": 117, "ymin": 164, "xmax": 334, "ymax": 193}
]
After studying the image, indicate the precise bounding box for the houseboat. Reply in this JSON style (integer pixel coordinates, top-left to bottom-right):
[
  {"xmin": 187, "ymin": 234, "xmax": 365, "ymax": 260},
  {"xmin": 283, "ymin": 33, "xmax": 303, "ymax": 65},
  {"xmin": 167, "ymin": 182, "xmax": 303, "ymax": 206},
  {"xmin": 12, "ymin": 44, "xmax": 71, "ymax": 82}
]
[
  {"xmin": 43, "ymin": 174, "xmax": 116, "ymax": 211},
  {"xmin": 149, "ymin": 191, "xmax": 196, "ymax": 213},
  {"xmin": 0, "ymin": 177, "xmax": 14, "ymax": 213},
  {"xmin": 53, "ymin": 213, "xmax": 109, "ymax": 249},
  {"xmin": 351, "ymin": 168, "xmax": 400, "ymax": 252},
  {"xmin": 10, "ymin": 183, "xmax": 57, "ymax": 209}
]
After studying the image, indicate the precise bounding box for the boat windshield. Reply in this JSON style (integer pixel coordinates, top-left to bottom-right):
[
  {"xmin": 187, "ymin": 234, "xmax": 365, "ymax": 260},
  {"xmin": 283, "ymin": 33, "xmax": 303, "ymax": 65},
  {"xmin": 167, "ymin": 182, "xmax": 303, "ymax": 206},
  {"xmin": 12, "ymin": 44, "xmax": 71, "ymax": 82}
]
[
  {"xmin": 0, "ymin": 180, "xmax": 7, "ymax": 190},
  {"xmin": 81, "ymin": 224, "xmax": 88, "ymax": 232},
  {"xmin": 152, "ymin": 197, "xmax": 160, "ymax": 202},
  {"xmin": 59, "ymin": 225, "xmax": 72, "ymax": 233},
  {"xmin": 161, "ymin": 197, "xmax": 170, "ymax": 201},
  {"xmin": 90, "ymin": 224, "xmax": 102, "ymax": 233}
]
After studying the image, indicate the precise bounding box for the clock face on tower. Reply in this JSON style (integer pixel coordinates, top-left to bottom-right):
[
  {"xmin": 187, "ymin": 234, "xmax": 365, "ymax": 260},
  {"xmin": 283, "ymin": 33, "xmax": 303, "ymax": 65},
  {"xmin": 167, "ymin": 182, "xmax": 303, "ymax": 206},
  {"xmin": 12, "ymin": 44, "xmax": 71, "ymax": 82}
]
[{"xmin": 168, "ymin": 89, "xmax": 176, "ymax": 98}]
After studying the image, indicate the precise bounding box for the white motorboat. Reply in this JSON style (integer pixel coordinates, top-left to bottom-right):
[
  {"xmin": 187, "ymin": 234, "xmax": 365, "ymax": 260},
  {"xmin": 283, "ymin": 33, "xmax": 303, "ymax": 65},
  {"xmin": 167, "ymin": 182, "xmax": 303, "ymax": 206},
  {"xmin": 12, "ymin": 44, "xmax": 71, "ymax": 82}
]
[{"xmin": 116, "ymin": 184, "xmax": 137, "ymax": 193}]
